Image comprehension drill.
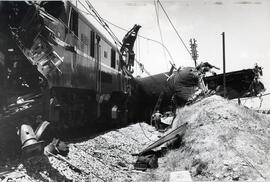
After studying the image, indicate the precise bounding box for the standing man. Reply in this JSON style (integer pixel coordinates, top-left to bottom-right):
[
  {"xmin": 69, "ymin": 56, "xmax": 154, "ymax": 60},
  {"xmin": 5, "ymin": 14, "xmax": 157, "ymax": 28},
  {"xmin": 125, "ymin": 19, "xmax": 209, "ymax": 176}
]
[{"xmin": 151, "ymin": 110, "xmax": 163, "ymax": 130}]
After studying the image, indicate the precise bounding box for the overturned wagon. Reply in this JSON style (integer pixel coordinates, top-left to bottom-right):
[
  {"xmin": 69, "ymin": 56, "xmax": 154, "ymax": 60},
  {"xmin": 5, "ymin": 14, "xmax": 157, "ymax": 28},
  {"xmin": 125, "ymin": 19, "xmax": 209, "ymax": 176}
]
[{"xmin": 135, "ymin": 66, "xmax": 265, "ymax": 120}]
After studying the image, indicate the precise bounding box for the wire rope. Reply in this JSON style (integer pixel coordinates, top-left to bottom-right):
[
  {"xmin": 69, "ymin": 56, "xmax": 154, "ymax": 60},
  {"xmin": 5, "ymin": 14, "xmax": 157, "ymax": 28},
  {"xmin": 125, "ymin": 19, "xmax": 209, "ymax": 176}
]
[
  {"xmin": 154, "ymin": 0, "xmax": 169, "ymax": 70},
  {"xmin": 157, "ymin": 0, "xmax": 192, "ymax": 57}
]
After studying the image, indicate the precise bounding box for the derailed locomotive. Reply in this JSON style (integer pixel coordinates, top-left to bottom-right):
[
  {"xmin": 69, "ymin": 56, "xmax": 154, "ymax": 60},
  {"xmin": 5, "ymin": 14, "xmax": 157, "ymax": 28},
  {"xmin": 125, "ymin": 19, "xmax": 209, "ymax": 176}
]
[{"xmin": 0, "ymin": 1, "xmax": 141, "ymax": 133}]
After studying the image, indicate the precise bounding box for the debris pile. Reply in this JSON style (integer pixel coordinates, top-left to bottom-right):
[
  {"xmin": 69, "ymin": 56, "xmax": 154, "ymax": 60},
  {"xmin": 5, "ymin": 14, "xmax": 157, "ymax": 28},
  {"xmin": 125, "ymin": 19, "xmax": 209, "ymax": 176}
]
[
  {"xmin": 140, "ymin": 95, "xmax": 270, "ymax": 181},
  {"xmin": 0, "ymin": 123, "xmax": 160, "ymax": 181}
]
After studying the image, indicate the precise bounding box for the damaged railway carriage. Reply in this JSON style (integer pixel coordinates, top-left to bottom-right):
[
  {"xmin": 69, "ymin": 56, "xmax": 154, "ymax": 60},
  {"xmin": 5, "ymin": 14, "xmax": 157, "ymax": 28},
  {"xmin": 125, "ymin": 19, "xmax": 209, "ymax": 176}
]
[
  {"xmin": 0, "ymin": 1, "xmax": 140, "ymax": 133},
  {"xmin": 135, "ymin": 67, "xmax": 265, "ymax": 121}
]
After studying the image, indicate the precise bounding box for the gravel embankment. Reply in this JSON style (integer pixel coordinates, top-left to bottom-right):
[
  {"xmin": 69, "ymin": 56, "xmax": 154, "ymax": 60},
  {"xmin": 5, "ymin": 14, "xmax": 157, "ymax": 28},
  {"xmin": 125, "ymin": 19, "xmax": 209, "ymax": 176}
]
[{"xmin": 0, "ymin": 123, "xmax": 160, "ymax": 181}]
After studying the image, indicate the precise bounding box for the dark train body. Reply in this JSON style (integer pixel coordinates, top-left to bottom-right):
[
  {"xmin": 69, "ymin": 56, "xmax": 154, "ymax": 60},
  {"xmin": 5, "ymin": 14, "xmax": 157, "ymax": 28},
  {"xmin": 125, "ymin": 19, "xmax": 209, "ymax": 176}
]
[
  {"xmin": 135, "ymin": 67, "xmax": 265, "ymax": 120},
  {"xmin": 0, "ymin": 1, "xmax": 138, "ymax": 134}
]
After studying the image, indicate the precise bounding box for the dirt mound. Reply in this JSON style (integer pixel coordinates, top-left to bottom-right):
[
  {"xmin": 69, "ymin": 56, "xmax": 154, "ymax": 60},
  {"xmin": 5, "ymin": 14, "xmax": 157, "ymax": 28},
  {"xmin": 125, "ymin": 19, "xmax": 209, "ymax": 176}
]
[{"xmin": 146, "ymin": 95, "xmax": 270, "ymax": 181}]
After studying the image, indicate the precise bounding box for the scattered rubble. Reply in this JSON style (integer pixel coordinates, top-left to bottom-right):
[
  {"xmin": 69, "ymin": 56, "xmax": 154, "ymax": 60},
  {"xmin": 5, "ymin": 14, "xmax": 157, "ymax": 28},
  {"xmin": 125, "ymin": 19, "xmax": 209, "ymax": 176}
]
[
  {"xmin": 2, "ymin": 95, "xmax": 270, "ymax": 181},
  {"xmin": 0, "ymin": 123, "xmax": 160, "ymax": 181}
]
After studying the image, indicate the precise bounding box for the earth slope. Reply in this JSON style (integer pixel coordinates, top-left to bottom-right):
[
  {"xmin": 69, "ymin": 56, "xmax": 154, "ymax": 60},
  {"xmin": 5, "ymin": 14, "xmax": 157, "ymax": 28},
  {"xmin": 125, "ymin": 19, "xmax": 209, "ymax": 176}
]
[{"xmin": 145, "ymin": 95, "xmax": 270, "ymax": 181}]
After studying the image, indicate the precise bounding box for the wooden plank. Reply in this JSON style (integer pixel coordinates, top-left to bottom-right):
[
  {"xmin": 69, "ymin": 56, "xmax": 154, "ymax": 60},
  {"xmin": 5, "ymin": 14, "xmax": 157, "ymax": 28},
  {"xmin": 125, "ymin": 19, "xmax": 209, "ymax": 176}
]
[{"xmin": 140, "ymin": 123, "xmax": 187, "ymax": 155}]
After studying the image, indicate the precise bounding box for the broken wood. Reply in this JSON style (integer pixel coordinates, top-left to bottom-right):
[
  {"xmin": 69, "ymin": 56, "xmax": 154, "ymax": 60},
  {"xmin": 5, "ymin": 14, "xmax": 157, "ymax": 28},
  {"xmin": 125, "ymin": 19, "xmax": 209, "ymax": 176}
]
[{"xmin": 140, "ymin": 123, "xmax": 187, "ymax": 155}]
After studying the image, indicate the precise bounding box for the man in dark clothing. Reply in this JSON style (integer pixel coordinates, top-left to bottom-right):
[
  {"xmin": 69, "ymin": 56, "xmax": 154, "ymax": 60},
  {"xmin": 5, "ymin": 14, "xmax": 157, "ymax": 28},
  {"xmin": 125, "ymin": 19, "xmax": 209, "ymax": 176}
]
[{"xmin": 196, "ymin": 62, "xmax": 220, "ymax": 76}]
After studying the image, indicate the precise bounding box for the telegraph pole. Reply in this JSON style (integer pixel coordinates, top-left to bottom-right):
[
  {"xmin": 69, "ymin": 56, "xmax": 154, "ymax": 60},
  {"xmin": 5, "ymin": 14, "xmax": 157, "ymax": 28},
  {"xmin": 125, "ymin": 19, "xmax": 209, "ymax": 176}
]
[
  {"xmin": 190, "ymin": 38, "xmax": 198, "ymax": 67},
  {"xmin": 222, "ymin": 32, "xmax": 226, "ymax": 97}
]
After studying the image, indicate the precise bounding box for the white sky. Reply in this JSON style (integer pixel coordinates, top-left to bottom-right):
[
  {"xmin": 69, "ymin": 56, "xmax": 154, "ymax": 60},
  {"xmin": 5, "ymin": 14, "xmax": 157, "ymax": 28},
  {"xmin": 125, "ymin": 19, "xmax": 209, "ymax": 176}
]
[{"xmin": 73, "ymin": 0, "xmax": 270, "ymax": 109}]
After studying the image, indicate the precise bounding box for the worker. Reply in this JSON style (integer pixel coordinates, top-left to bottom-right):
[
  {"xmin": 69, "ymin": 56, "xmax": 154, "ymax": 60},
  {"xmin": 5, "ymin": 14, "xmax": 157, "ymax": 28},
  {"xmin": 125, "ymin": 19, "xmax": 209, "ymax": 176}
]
[
  {"xmin": 49, "ymin": 90, "xmax": 60, "ymax": 123},
  {"xmin": 160, "ymin": 111, "xmax": 175, "ymax": 130},
  {"xmin": 196, "ymin": 61, "xmax": 220, "ymax": 76},
  {"xmin": 151, "ymin": 110, "xmax": 162, "ymax": 130}
]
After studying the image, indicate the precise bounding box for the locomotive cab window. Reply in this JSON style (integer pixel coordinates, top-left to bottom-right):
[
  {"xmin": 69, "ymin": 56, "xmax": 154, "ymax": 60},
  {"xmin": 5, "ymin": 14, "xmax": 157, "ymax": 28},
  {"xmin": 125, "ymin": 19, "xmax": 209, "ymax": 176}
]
[
  {"xmin": 40, "ymin": 1, "xmax": 66, "ymax": 22},
  {"xmin": 111, "ymin": 49, "xmax": 116, "ymax": 69},
  {"xmin": 70, "ymin": 9, "xmax": 78, "ymax": 36}
]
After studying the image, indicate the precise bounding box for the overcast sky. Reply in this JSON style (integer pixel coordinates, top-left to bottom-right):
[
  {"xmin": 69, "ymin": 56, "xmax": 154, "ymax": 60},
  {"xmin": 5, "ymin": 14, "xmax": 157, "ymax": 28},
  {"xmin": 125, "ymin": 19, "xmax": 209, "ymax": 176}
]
[{"xmin": 74, "ymin": 0, "xmax": 270, "ymax": 109}]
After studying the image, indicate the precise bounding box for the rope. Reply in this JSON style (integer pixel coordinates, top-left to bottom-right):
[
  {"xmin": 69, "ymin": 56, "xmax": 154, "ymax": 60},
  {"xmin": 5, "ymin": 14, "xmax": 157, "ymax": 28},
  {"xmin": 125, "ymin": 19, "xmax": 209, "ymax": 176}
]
[
  {"xmin": 139, "ymin": 122, "xmax": 154, "ymax": 141},
  {"xmin": 78, "ymin": 0, "xmax": 122, "ymax": 48},
  {"xmin": 157, "ymin": 0, "xmax": 192, "ymax": 57},
  {"xmin": 228, "ymin": 144, "xmax": 266, "ymax": 180},
  {"xmin": 101, "ymin": 17, "xmax": 176, "ymax": 65},
  {"xmin": 239, "ymin": 92, "xmax": 269, "ymax": 110},
  {"xmin": 258, "ymin": 95, "xmax": 263, "ymax": 110},
  {"xmin": 238, "ymin": 92, "xmax": 270, "ymax": 101},
  {"xmin": 77, "ymin": 6, "xmax": 176, "ymax": 67},
  {"xmin": 77, "ymin": 1, "xmax": 176, "ymax": 78},
  {"xmin": 154, "ymin": 0, "xmax": 169, "ymax": 70},
  {"xmin": 138, "ymin": 35, "xmax": 141, "ymax": 67},
  {"xmin": 134, "ymin": 57, "xmax": 168, "ymax": 90}
]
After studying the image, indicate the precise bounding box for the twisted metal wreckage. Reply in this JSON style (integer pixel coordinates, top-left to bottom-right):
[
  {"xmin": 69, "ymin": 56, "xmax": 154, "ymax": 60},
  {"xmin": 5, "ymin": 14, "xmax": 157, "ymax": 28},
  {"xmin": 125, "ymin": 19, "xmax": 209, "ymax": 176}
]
[{"xmin": 0, "ymin": 1, "xmax": 265, "ymax": 161}]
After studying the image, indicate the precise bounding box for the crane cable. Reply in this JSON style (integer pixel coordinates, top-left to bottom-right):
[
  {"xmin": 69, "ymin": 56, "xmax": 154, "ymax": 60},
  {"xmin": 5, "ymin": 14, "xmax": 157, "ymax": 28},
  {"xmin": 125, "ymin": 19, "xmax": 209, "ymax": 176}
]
[
  {"xmin": 103, "ymin": 19, "xmax": 176, "ymax": 65},
  {"xmin": 85, "ymin": 0, "xmax": 122, "ymax": 47},
  {"xmin": 78, "ymin": 1, "xmax": 170, "ymax": 87},
  {"xmin": 78, "ymin": 0, "xmax": 122, "ymax": 49},
  {"xmin": 102, "ymin": 19, "xmax": 175, "ymax": 75},
  {"xmin": 78, "ymin": 3, "xmax": 166, "ymax": 82},
  {"xmin": 77, "ymin": 6, "xmax": 176, "ymax": 68},
  {"xmin": 157, "ymin": 0, "xmax": 192, "ymax": 57},
  {"xmin": 154, "ymin": 0, "xmax": 169, "ymax": 70}
]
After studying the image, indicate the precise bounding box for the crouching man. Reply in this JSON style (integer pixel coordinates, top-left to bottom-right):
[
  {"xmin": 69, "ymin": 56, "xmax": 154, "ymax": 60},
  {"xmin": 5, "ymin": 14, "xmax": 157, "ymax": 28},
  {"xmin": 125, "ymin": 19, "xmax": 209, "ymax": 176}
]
[{"xmin": 151, "ymin": 110, "xmax": 163, "ymax": 130}]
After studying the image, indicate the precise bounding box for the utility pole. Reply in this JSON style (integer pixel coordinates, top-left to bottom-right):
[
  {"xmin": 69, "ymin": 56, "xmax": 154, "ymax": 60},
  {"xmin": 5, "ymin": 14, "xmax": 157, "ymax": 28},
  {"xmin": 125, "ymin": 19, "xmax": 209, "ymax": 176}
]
[
  {"xmin": 222, "ymin": 32, "xmax": 226, "ymax": 98},
  {"xmin": 190, "ymin": 38, "xmax": 198, "ymax": 67}
]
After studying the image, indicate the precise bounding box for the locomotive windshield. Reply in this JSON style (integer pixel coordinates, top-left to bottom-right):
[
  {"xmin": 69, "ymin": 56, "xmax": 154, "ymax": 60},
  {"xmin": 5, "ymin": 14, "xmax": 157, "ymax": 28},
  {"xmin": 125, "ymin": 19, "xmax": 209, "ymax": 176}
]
[{"xmin": 40, "ymin": 1, "xmax": 67, "ymax": 23}]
